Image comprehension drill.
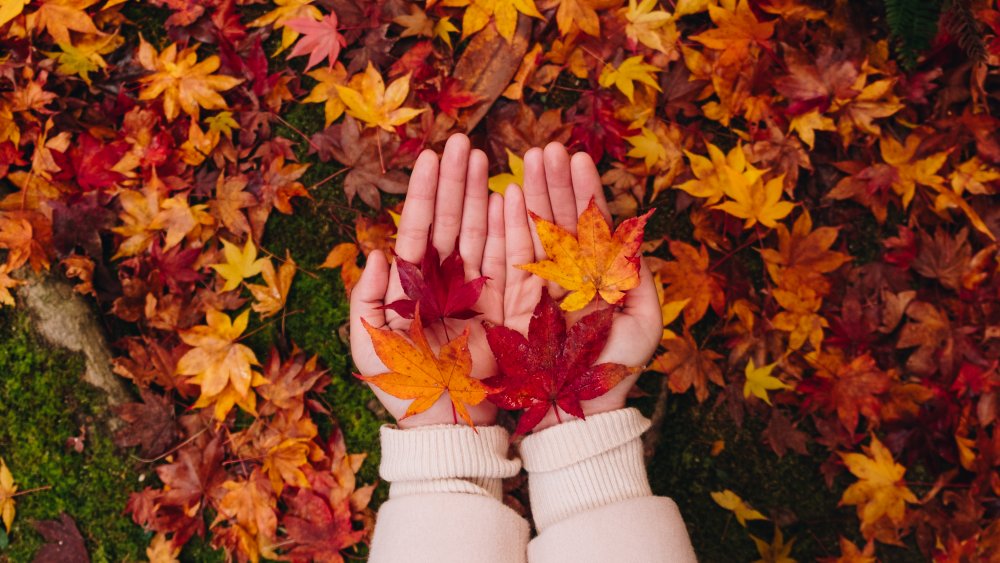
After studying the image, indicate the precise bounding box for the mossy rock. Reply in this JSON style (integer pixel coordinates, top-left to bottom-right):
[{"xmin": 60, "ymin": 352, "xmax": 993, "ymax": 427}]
[{"xmin": 0, "ymin": 309, "xmax": 147, "ymax": 562}]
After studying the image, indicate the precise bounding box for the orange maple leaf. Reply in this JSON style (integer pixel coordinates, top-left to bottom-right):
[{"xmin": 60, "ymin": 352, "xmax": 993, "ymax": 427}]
[
  {"xmin": 651, "ymin": 333, "xmax": 724, "ymax": 402},
  {"xmin": 357, "ymin": 313, "xmax": 490, "ymax": 427},
  {"xmin": 177, "ymin": 308, "xmax": 264, "ymax": 420},
  {"xmin": 550, "ymin": 0, "xmax": 620, "ymax": 37},
  {"xmin": 690, "ymin": 0, "xmax": 775, "ymax": 69},
  {"xmin": 517, "ymin": 199, "xmax": 654, "ymax": 311},
  {"xmin": 136, "ymin": 38, "xmax": 243, "ymax": 122},
  {"xmin": 651, "ymin": 240, "xmax": 725, "ymax": 327},
  {"xmin": 760, "ymin": 211, "xmax": 851, "ymax": 296}
]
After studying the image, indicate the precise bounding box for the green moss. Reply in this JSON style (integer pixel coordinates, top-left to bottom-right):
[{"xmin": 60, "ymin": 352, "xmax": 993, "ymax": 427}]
[
  {"xmin": 635, "ymin": 389, "xmax": 851, "ymax": 561},
  {"xmin": 0, "ymin": 310, "xmax": 147, "ymax": 562},
  {"xmin": 256, "ymin": 178, "xmax": 388, "ymax": 497}
]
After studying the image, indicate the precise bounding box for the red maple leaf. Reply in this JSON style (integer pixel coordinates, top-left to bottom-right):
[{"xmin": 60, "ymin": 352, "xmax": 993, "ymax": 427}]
[
  {"xmin": 381, "ymin": 233, "xmax": 487, "ymax": 326},
  {"xmin": 484, "ymin": 290, "xmax": 636, "ymax": 434},
  {"xmin": 420, "ymin": 77, "xmax": 480, "ymax": 119},
  {"xmin": 52, "ymin": 132, "xmax": 128, "ymax": 192},
  {"xmin": 286, "ymin": 13, "xmax": 348, "ymax": 71},
  {"xmin": 569, "ymin": 89, "xmax": 636, "ymax": 162}
]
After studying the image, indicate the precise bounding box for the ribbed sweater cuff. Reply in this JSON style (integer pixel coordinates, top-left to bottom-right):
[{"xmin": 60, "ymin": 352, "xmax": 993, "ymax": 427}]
[
  {"xmin": 379, "ymin": 424, "xmax": 521, "ymax": 501},
  {"xmin": 519, "ymin": 408, "xmax": 653, "ymax": 531}
]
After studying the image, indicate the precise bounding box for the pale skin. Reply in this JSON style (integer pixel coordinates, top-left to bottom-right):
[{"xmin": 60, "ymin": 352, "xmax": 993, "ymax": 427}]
[{"xmin": 349, "ymin": 133, "xmax": 662, "ymax": 431}]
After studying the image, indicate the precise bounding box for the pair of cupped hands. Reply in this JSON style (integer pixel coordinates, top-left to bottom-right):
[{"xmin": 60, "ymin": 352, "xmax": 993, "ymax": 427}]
[{"xmin": 349, "ymin": 133, "xmax": 663, "ymax": 431}]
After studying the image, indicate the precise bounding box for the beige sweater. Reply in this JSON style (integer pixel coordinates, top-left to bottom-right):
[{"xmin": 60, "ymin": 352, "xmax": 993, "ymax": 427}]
[{"xmin": 368, "ymin": 408, "xmax": 697, "ymax": 562}]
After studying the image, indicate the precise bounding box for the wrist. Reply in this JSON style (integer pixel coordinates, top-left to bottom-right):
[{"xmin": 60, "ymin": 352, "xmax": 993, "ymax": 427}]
[{"xmin": 530, "ymin": 400, "xmax": 626, "ymax": 432}]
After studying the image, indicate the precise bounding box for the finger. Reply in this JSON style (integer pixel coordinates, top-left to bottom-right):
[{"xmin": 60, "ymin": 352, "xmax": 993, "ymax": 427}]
[
  {"xmin": 570, "ymin": 151, "xmax": 612, "ymax": 224},
  {"xmin": 543, "ymin": 142, "xmax": 579, "ymax": 233},
  {"xmin": 504, "ymin": 185, "xmax": 535, "ymax": 289},
  {"xmin": 460, "ymin": 148, "xmax": 489, "ymax": 275},
  {"xmin": 623, "ymin": 258, "xmax": 663, "ymax": 353},
  {"xmin": 521, "ymin": 147, "xmax": 552, "ymax": 258},
  {"xmin": 482, "ymin": 192, "xmax": 506, "ymax": 294},
  {"xmin": 395, "ymin": 149, "xmax": 440, "ymax": 262},
  {"xmin": 433, "ymin": 134, "xmax": 471, "ymax": 255},
  {"xmin": 350, "ymin": 250, "xmax": 391, "ymax": 372}
]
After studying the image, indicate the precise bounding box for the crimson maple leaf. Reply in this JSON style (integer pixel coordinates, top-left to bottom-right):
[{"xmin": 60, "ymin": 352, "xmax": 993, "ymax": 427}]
[
  {"xmin": 420, "ymin": 77, "xmax": 480, "ymax": 119},
  {"xmin": 484, "ymin": 290, "xmax": 637, "ymax": 434},
  {"xmin": 381, "ymin": 233, "xmax": 487, "ymax": 326}
]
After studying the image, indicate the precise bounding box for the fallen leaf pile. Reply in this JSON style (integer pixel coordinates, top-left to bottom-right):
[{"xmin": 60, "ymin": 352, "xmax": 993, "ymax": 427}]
[{"xmin": 2, "ymin": 0, "xmax": 1000, "ymax": 559}]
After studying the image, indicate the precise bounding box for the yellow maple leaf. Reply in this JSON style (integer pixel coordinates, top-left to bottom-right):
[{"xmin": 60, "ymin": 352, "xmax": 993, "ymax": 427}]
[
  {"xmin": 0, "ymin": 0, "xmax": 27, "ymax": 29},
  {"xmin": 247, "ymin": 0, "xmax": 322, "ymax": 54},
  {"xmin": 517, "ymin": 200, "xmax": 653, "ymax": 311},
  {"xmin": 335, "ymin": 63, "xmax": 425, "ymax": 131},
  {"xmin": 711, "ymin": 489, "xmax": 768, "ymax": 526},
  {"xmin": 751, "ymin": 527, "xmax": 797, "ymax": 563},
  {"xmin": 788, "ymin": 109, "xmax": 835, "ymax": 150},
  {"xmin": 488, "ymin": 148, "xmax": 525, "ymax": 194},
  {"xmin": 743, "ymin": 358, "xmax": 790, "ymax": 405},
  {"xmin": 136, "ymin": 38, "xmax": 243, "ymax": 122},
  {"xmin": 622, "ymin": 0, "xmax": 676, "ymax": 54},
  {"xmin": 674, "ymin": 0, "xmax": 714, "ymax": 17},
  {"xmin": 879, "ymin": 133, "xmax": 948, "ymax": 209},
  {"xmin": 454, "ymin": 0, "xmax": 543, "ymax": 41},
  {"xmin": 0, "ymin": 264, "xmax": 24, "ymax": 307},
  {"xmin": 626, "ymin": 127, "xmax": 669, "ymax": 168},
  {"xmin": 302, "ymin": 63, "xmax": 348, "ymax": 127},
  {"xmin": 598, "ymin": 55, "xmax": 661, "ymax": 103},
  {"xmin": 0, "ymin": 457, "xmax": 16, "ymax": 532},
  {"xmin": 676, "ymin": 142, "xmax": 765, "ymax": 204},
  {"xmin": 211, "ymin": 237, "xmax": 268, "ymax": 292},
  {"xmin": 713, "ymin": 170, "xmax": 794, "ymax": 229},
  {"xmin": 42, "ymin": 33, "xmax": 123, "ymax": 86},
  {"xmin": 247, "ymin": 254, "xmax": 297, "ymax": 318},
  {"xmin": 146, "ymin": 532, "xmax": 181, "ymax": 563},
  {"xmin": 25, "ymin": 0, "xmax": 100, "ymax": 45},
  {"xmin": 177, "ymin": 308, "xmax": 264, "ymax": 420},
  {"xmin": 839, "ymin": 434, "xmax": 918, "ymax": 539}
]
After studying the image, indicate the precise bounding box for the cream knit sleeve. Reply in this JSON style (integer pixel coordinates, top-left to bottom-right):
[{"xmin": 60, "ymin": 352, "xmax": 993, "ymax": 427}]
[
  {"xmin": 367, "ymin": 423, "xmax": 530, "ymax": 563},
  {"xmin": 520, "ymin": 408, "xmax": 698, "ymax": 563}
]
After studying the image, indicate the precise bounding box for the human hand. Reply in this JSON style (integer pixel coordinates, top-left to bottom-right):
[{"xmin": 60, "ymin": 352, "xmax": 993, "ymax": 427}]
[
  {"xmin": 501, "ymin": 143, "xmax": 662, "ymax": 431},
  {"xmin": 349, "ymin": 134, "xmax": 505, "ymax": 428}
]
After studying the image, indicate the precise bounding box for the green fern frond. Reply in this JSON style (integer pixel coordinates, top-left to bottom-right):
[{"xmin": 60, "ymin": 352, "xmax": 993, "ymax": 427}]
[{"xmin": 884, "ymin": 0, "xmax": 944, "ymax": 68}]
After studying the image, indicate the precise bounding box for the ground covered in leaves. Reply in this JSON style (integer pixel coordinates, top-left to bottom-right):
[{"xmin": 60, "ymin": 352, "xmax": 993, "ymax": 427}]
[{"xmin": 2, "ymin": 0, "xmax": 1000, "ymax": 561}]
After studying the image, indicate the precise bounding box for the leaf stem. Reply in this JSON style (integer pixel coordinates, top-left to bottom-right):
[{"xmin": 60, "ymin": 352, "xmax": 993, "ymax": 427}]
[{"xmin": 11, "ymin": 485, "xmax": 52, "ymax": 497}]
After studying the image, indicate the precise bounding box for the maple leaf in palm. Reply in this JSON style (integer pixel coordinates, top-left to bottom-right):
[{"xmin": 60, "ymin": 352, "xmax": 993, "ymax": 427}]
[
  {"xmin": 484, "ymin": 290, "xmax": 638, "ymax": 434},
  {"xmin": 176, "ymin": 308, "xmax": 264, "ymax": 420},
  {"xmin": 0, "ymin": 457, "xmax": 16, "ymax": 533},
  {"xmin": 286, "ymin": 13, "xmax": 347, "ymax": 71},
  {"xmin": 454, "ymin": 0, "xmax": 544, "ymax": 42},
  {"xmin": 651, "ymin": 241, "xmax": 725, "ymax": 327},
  {"xmin": 381, "ymin": 235, "xmax": 487, "ymax": 326},
  {"xmin": 690, "ymin": 0, "xmax": 775, "ymax": 69},
  {"xmin": 839, "ymin": 434, "xmax": 918, "ymax": 540},
  {"xmin": 713, "ymin": 167, "xmax": 795, "ymax": 229},
  {"xmin": 137, "ymin": 38, "xmax": 243, "ymax": 122},
  {"xmin": 676, "ymin": 142, "xmax": 765, "ymax": 205},
  {"xmin": 334, "ymin": 63, "xmax": 425, "ymax": 131},
  {"xmin": 518, "ymin": 198, "xmax": 654, "ymax": 311},
  {"xmin": 357, "ymin": 312, "xmax": 490, "ymax": 427}
]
